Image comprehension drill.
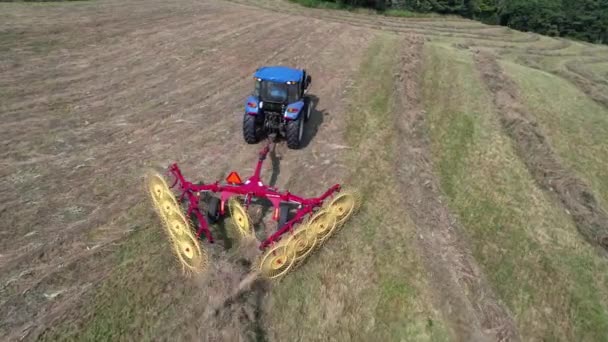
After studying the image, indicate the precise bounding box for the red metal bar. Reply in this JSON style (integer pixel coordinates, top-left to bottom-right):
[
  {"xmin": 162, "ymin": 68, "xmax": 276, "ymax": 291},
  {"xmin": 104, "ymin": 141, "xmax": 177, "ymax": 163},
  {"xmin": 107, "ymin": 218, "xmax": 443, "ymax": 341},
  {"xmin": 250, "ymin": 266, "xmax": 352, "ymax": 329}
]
[
  {"xmin": 192, "ymin": 208, "xmax": 213, "ymax": 243},
  {"xmin": 250, "ymin": 143, "xmax": 271, "ymax": 183},
  {"xmin": 259, "ymin": 205, "xmax": 314, "ymax": 250}
]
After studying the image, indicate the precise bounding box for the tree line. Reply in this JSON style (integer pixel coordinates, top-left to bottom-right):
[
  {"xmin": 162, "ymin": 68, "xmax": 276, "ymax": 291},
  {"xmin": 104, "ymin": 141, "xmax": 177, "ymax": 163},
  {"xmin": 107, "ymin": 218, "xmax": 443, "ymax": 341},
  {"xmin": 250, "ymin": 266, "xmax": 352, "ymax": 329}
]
[{"xmin": 338, "ymin": 0, "xmax": 608, "ymax": 44}]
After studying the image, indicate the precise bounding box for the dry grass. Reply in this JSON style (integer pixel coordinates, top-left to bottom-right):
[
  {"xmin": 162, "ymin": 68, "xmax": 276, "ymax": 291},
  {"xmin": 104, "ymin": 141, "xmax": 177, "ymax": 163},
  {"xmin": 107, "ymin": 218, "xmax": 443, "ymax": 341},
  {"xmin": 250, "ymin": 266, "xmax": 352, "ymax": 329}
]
[
  {"xmin": 502, "ymin": 61, "xmax": 608, "ymax": 209},
  {"xmin": 423, "ymin": 43, "xmax": 608, "ymax": 341},
  {"xmin": 0, "ymin": 0, "xmax": 378, "ymax": 339},
  {"xmin": 3, "ymin": 0, "xmax": 608, "ymax": 340},
  {"xmin": 583, "ymin": 62, "xmax": 608, "ymax": 79},
  {"xmin": 263, "ymin": 33, "xmax": 448, "ymax": 342}
]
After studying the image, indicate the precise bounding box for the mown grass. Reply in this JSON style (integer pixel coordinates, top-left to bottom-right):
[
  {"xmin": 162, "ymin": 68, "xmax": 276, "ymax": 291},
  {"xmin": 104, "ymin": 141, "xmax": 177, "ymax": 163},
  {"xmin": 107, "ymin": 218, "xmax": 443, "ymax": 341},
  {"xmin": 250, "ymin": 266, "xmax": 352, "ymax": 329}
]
[
  {"xmin": 585, "ymin": 62, "xmax": 608, "ymax": 77},
  {"xmin": 423, "ymin": 43, "xmax": 608, "ymax": 341},
  {"xmin": 39, "ymin": 33, "xmax": 448, "ymax": 342},
  {"xmin": 502, "ymin": 61, "xmax": 608, "ymax": 208},
  {"xmin": 38, "ymin": 203, "xmax": 195, "ymax": 341},
  {"xmin": 265, "ymin": 33, "xmax": 449, "ymax": 342}
]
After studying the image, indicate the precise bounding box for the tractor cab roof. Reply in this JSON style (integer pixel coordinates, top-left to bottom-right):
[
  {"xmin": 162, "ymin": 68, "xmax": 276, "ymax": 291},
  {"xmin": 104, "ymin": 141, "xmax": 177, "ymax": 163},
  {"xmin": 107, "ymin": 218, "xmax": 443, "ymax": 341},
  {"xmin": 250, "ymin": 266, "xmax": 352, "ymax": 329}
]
[{"xmin": 254, "ymin": 66, "xmax": 303, "ymax": 83}]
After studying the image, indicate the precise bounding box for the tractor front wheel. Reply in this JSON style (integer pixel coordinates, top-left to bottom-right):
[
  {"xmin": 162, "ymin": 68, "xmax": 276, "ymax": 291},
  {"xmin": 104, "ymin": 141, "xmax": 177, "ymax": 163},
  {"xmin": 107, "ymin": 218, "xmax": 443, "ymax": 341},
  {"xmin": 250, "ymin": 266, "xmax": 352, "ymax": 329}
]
[
  {"xmin": 243, "ymin": 114, "xmax": 262, "ymax": 144},
  {"xmin": 286, "ymin": 117, "xmax": 304, "ymax": 149}
]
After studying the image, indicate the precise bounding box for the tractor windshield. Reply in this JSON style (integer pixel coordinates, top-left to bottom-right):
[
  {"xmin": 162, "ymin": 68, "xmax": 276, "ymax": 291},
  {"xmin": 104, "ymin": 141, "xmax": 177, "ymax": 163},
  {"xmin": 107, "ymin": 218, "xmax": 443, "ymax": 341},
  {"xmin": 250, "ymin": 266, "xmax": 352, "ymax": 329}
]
[{"xmin": 255, "ymin": 80, "xmax": 299, "ymax": 104}]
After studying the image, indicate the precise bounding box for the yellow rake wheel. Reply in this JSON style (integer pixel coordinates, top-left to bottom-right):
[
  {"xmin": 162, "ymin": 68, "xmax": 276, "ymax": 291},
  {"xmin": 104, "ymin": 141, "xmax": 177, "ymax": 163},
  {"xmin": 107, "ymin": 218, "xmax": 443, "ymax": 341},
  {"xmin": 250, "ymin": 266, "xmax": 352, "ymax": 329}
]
[
  {"xmin": 163, "ymin": 207, "xmax": 191, "ymax": 240},
  {"xmin": 145, "ymin": 170, "xmax": 208, "ymax": 275},
  {"xmin": 146, "ymin": 171, "xmax": 171, "ymax": 206},
  {"xmin": 172, "ymin": 229, "xmax": 208, "ymax": 274},
  {"xmin": 308, "ymin": 209, "xmax": 338, "ymax": 243},
  {"xmin": 145, "ymin": 170, "xmax": 180, "ymax": 220},
  {"xmin": 228, "ymin": 198, "xmax": 253, "ymax": 240},
  {"xmin": 326, "ymin": 189, "xmax": 361, "ymax": 226},
  {"xmin": 258, "ymin": 241, "xmax": 296, "ymax": 280},
  {"xmin": 286, "ymin": 224, "xmax": 317, "ymax": 263}
]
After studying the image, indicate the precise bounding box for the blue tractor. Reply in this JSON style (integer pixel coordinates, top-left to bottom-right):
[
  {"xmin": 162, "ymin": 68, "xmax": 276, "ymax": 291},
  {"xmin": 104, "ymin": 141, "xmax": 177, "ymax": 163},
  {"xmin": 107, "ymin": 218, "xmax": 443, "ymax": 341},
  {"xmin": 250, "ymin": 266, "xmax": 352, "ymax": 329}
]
[{"xmin": 243, "ymin": 66, "xmax": 312, "ymax": 149}]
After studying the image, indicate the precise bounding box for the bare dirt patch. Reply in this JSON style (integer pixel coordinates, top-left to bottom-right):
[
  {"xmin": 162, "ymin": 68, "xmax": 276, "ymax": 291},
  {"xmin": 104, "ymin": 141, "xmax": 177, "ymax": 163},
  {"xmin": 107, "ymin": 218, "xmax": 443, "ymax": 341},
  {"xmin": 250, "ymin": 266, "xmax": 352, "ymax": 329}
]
[{"xmin": 474, "ymin": 52, "xmax": 608, "ymax": 253}]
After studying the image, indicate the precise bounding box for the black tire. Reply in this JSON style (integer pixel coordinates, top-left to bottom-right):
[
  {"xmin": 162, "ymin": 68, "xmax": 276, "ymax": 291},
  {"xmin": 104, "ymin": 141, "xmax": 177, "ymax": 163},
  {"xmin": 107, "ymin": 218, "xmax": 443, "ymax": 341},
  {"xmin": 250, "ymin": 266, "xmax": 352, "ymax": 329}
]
[
  {"xmin": 243, "ymin": 114, "xmax": 261, "ymax": 144},
  {"xmin": 206, "ymin": 196, "xmax": 220, "ymax": 223},
  {"xmin": 286, "ymin": 117, "xmax": 304, "ymax": 149},
  {"xmin": 302, "ymin": 97, "xmax": 312, "ymax": 122},
  {"xmin": 278, "ymin": 202, "xmax": 291, "ymax": 229}
]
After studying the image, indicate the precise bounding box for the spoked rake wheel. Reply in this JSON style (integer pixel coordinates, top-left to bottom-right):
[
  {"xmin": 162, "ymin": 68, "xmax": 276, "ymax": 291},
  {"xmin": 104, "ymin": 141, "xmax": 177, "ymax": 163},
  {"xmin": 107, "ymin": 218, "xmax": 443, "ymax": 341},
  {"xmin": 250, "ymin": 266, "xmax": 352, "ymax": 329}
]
[
  {"xmin": 228, "ymin": 198, "xmax": 254, "ymax": 240},
  {"xmin": 145, "ymin": 170, "xmax": 179, "ymax": 220},
  {"xmin": 258, "ymin": 241, "xmax": 296, "ymax": 280},
  {"xmin": 286, "ymin": 223, "xmax": 317, "ymax": 263},
  {"xmin": 163, "ymin": 207, "xmax": 191, "ymax": 240},
  {"xmin": 145, "ymin": 170, "xmax": 208, "ymax": 275},
  {"xmin": 326, "ymin": 188, "xmax": 361, "ymax": 227},
  {"xmin": 307, "ymin": 209, "xmax": 338, "ymax": 243},
  {"xmin": 147, "ymin": 171, "xmax": 170, "ymax": 205},
  {"xmin": 172, "ymin": 229, "xmax": 208, "ymax": 274}
]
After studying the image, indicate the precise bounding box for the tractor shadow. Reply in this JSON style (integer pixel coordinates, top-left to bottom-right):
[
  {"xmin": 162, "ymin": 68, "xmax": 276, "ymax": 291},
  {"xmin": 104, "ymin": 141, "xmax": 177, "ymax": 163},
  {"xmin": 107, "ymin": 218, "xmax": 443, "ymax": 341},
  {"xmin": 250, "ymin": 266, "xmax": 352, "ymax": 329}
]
[
  {"xmin": 300, "ymin": 94, "xmax": 325, "ymax": 149},
  {"xmin": 268, "ymin": 144, "xmax": 281, "ymax": 188},
  {"xmin": 252, "ymin": 147, "xmax": 297, "ymax": 241}
]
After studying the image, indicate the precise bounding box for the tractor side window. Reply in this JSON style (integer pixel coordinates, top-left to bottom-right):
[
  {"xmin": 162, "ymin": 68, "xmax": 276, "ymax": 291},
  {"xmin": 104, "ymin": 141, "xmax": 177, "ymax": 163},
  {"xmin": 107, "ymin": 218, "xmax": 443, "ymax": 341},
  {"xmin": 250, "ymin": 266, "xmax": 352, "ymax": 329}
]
[{"xmin": 287, "ymin": 83, "xmax": 299, "ymax": 103}]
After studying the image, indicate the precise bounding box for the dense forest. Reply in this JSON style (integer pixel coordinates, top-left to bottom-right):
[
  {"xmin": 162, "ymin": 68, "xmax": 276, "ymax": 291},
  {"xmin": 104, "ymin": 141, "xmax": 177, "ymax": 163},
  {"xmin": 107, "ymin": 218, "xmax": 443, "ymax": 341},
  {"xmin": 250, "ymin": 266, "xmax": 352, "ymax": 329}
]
[{"xmin": 329, "ymin": 0, "xmax": 608, "ymax": 44}]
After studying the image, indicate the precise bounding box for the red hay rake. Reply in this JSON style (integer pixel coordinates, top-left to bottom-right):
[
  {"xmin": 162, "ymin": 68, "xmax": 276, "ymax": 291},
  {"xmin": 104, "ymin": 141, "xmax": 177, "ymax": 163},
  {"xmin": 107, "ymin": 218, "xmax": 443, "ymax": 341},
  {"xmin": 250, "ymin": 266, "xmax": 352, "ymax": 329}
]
[{"xmin": 145, "ymin": 141, "xmax": 361, "ymax": 279}]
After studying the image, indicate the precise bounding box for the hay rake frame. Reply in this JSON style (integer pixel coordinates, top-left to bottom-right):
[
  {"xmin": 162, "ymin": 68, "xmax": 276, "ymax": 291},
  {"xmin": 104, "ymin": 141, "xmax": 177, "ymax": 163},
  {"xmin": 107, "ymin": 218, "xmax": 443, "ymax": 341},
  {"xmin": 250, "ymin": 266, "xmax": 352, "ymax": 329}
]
[
  {"xmin": 167, "ymin": 142, "xmax": 341, "ymax": 250},
  {"xmin": 147, "ymin": 141, "xmax": 360, "ymax": 279}
]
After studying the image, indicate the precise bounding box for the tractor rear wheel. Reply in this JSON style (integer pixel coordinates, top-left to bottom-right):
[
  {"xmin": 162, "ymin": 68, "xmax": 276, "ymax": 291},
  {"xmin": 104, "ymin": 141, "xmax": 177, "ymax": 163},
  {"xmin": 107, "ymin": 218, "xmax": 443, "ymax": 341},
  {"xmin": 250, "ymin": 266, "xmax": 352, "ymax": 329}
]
[
  {"xmin": 303, "ymin": 97, "xmax": 312, "ymax": 122},
  {"xmin": 286, "ymin": 117, "xmax": 304, "ymax": 149},
  {"xmin": 243, "ymin": 114, "xmax": 261, "ymax": 144}
]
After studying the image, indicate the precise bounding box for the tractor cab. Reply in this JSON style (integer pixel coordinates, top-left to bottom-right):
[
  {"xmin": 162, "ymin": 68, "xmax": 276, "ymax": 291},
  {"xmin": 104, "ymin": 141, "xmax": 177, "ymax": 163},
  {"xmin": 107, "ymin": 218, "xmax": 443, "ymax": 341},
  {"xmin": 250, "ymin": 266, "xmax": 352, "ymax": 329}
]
[
  {"xmin": 243, "ymin": 66, "xmax": 312, "ymax": 149},
  {"xmin": 257, "ymin": 81, "xmax": 296, "ymax": 103}
]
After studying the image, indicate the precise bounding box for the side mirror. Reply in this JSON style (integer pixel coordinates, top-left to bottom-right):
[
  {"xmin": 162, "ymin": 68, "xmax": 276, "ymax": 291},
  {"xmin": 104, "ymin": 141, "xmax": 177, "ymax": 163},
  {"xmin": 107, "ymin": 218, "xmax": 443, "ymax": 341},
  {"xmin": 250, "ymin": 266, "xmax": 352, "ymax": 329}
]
[{"xmin": 306, "ymin": 75, "xmax": 312, "ymax": 88}]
